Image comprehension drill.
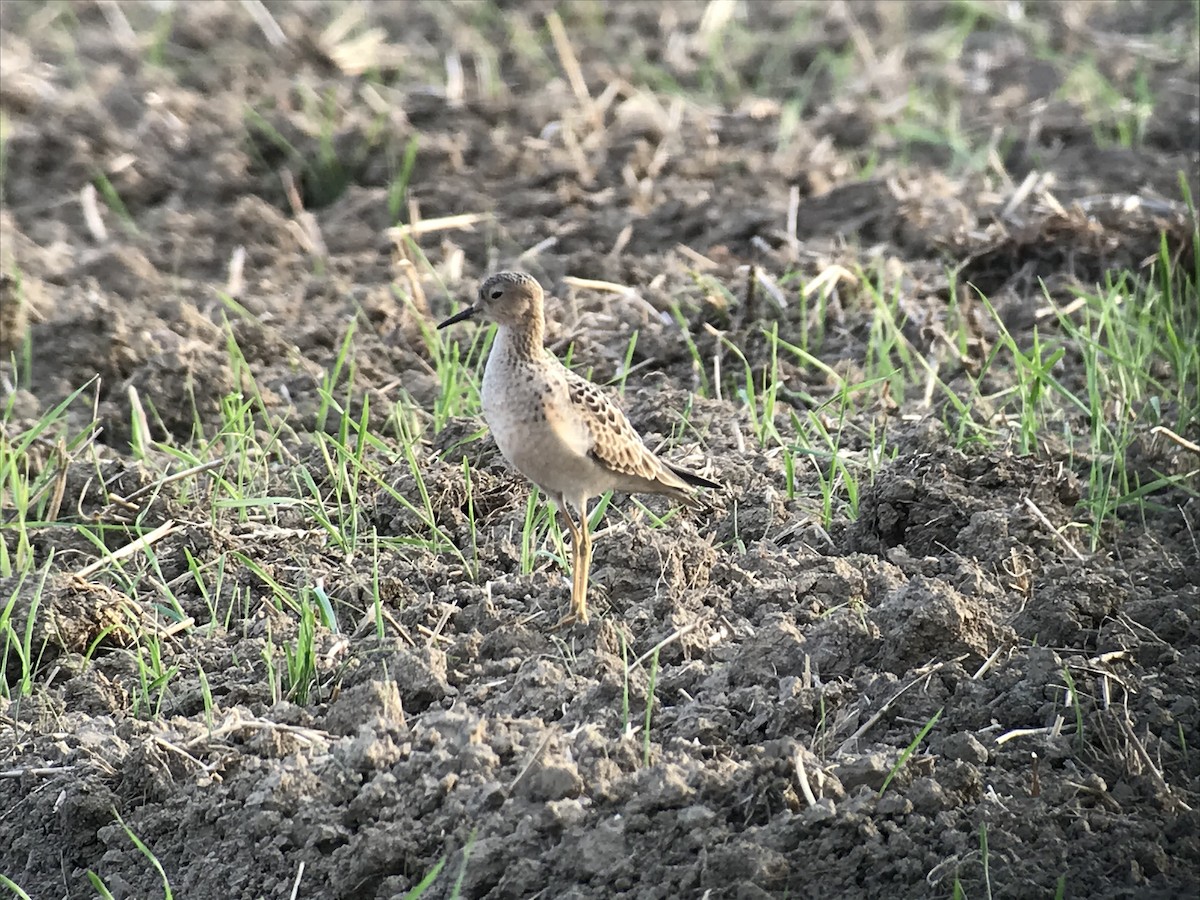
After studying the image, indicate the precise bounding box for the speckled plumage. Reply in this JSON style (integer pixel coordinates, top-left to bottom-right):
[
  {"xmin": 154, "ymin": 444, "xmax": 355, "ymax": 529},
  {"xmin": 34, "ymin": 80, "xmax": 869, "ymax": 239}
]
[
  {"xmin": 438, "ymin": 270, "xmax": 719, "ymax": 624},
  {"xmin": 561, "ymin": 369, "xmax": 703, "ymax": 507}
]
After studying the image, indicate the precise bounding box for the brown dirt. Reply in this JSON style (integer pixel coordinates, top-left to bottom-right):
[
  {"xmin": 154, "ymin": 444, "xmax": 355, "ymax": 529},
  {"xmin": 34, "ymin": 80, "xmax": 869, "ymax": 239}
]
[{"xmin": 2, "ymin": 2, "xmax": 1198, "ymax": 898}]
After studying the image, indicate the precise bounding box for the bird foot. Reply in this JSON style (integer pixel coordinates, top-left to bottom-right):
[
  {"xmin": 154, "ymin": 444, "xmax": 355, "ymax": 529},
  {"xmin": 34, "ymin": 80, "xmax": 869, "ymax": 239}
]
[
  {"xmin": 553, "ymin": 602, "xmax": 590, "ymax": 630},
  {"xmin": 552, "ymin": 613, "xmax": 585, "ymax": 630}
]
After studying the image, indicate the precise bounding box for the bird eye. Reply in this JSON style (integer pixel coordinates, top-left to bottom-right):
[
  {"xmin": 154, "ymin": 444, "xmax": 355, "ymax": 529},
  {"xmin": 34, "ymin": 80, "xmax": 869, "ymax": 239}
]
[{"xmin": 491, "ymin": 290, "xmax": 503, "ymax": 299}]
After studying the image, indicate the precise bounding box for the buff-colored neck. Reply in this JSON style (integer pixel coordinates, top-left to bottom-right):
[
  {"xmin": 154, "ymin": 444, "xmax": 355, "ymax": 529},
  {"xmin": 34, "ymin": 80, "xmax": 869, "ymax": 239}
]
[{"xmin": 496, "ymin": 303, "xmax": 545, "ymax": 361}]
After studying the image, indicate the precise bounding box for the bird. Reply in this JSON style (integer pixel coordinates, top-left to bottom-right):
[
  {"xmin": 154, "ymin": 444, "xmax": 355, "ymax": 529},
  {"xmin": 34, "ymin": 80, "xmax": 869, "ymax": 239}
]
[{"xmin": 438, "ymin": 271, "xmax": 719, "ymax": 625}]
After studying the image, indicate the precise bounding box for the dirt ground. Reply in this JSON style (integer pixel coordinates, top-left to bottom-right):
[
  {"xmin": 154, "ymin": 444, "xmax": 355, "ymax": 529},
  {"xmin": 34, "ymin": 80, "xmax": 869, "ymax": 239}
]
[{"xmin": 1, "ymin": 1, "xmax": 1198, "ymax": 898}]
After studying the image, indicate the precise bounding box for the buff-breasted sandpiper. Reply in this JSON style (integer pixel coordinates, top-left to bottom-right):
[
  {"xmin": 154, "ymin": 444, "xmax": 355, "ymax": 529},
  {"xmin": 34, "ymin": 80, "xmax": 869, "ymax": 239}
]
[{"xmin": 438, "ymin": 271, "xmax": 719, "ymax": 625}]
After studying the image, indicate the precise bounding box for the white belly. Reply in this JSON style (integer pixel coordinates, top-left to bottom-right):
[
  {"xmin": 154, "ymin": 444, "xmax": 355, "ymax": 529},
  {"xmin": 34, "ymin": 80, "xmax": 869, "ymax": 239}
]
[{"xmin": 481, "ymin": 337, "xmax": 603, "ymax": 504}]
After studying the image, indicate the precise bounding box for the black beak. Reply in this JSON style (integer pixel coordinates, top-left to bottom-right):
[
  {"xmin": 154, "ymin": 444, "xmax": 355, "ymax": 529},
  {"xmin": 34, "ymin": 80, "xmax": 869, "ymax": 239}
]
[{"xmin": 437, "ymin": 306, "xmax": 478, "ymax": 329}]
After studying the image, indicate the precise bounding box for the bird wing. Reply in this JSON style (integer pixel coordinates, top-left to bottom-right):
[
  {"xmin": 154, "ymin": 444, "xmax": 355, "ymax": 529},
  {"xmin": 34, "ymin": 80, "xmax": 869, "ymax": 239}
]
[{"xmin": 560, "ymin": 365, "xmax": 690, "ymax": 490}]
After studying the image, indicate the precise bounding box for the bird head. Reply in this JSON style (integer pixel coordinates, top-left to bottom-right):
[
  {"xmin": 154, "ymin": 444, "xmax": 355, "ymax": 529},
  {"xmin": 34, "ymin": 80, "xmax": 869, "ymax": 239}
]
[{"xmin": 437, "ymin": 271, "xmax": 544, "ymax": 330}]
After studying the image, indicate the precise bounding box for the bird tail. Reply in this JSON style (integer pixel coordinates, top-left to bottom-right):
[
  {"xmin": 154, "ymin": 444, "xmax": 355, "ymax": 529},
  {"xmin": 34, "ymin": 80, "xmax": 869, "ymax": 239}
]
[
  {"xmin": 666, "ymin": 464, "xmax": 721, "ymax": 509},
  {"xmin": 668, "ymin": 464, "xmax": 720, "ymax": 491}
]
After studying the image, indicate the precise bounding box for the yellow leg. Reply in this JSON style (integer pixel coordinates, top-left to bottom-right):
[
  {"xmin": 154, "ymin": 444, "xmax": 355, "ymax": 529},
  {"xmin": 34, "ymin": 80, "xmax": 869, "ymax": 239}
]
[
  {"xmin": 572, "ymin": 504, "xmax": 592, "ymax": 624},
  {"xmin": 551, "ymin": 501, "xmax": 588, "ymax": 628}
]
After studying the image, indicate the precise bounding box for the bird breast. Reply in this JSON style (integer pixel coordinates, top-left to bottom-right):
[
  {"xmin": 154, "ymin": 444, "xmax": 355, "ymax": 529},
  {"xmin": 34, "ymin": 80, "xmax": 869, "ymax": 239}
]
[{"xmin": 481, "ymin": 335, "xmax": 598, "ymax": 498}]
